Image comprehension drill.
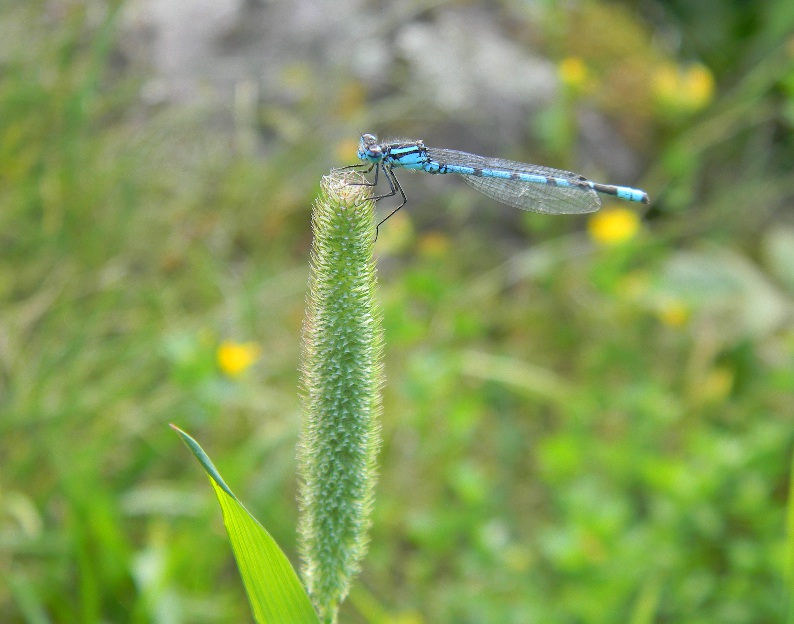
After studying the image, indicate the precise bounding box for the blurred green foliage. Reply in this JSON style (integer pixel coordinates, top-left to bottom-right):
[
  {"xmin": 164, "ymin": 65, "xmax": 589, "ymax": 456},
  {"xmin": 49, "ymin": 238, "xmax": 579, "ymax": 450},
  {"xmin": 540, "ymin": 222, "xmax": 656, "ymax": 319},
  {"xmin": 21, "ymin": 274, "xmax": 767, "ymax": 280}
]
[{"xmin": 1, "ymin": 0, "xmax": 793, "ymax": 623}]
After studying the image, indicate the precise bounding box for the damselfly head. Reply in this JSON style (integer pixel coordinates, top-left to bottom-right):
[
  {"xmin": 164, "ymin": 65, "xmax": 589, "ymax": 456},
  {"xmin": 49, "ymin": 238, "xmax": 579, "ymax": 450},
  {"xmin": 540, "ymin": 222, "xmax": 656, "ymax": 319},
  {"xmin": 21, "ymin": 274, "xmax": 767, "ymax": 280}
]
[{"xmin": 358, "ymin": 134, "xmax": 382, "ymax": 162}]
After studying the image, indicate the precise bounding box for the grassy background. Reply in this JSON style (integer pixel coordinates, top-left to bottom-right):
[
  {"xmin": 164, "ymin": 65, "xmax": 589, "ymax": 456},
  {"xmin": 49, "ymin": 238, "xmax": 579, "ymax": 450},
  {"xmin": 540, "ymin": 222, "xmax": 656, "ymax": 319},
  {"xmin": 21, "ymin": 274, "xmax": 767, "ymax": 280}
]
[{"xmin": 2, "ymin": 1, "xmax": 794, "ymax": 622}]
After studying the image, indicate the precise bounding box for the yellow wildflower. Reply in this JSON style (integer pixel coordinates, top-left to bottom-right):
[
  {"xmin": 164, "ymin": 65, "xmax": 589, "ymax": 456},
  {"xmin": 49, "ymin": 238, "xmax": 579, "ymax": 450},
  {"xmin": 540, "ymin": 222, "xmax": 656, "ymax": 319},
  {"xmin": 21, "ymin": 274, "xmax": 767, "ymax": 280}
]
[
  {"xmin": 587, "ymin": 208, "xmax": 640, "ymax": 245},
  {"xmin": 217, "ymin": 341, "xmax": 261, "ymax": 377},
  {"xmin": 657, "ymin": 299, "xmax": 690, "ymax": 327},
  {"xmin": 683, "ymin": 64, "xmax": 715, "ymax": 108},
  {"xmin": 418, "ymin": 231, "xmax": 450, "ymax": 257},
  {"xmin": 653, "ymin": 62, "xmax": 714, "ymax": 113},
  {"xmin": 558, "ymin": 57, "xmax": 589, "ymax": 90}
]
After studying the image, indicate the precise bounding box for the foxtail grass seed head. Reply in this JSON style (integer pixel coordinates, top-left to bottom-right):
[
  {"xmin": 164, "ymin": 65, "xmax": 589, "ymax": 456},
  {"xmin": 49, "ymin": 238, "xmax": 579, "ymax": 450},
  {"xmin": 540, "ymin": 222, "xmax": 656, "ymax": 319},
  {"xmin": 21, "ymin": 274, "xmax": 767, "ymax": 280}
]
[{"xmin": 298, "ymin": 171, "xmax": 383, "ymax": 623}]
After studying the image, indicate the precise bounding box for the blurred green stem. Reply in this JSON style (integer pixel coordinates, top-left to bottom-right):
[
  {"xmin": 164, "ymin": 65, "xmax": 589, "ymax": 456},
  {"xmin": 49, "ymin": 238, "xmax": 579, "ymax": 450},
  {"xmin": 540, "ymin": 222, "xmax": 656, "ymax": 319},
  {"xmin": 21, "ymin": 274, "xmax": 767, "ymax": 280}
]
[{"xmin": 298, "ymin": 171, "xmax": 383, "ymax": 624}]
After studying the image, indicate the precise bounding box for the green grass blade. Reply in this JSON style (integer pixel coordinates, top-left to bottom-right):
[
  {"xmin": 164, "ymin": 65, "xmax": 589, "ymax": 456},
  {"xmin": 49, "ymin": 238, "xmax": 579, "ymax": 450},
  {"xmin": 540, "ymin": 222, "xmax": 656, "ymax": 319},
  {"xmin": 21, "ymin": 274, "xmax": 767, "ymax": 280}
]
[
  {"xmin": 787, "ymin": 451, "xmax": 794, "ymax": 624},
  {"xmin": 171, "ymin": 425, "xmax": 320, "ymax": 624}
]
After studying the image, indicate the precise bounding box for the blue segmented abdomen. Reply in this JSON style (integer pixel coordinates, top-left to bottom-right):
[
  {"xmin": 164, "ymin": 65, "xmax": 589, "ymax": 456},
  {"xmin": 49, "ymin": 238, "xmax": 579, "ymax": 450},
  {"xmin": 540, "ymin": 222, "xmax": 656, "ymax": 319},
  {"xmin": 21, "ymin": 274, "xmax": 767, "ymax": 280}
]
[
  {"xmin": 589, "ymin": 183, "xmax": 649, "ymax": 203},
  {"xmin": 411, "ymin": 148, "xmax": 599, "ymax": 215},
  {"xmin": 430, "ymin": 147, "xmax": 649, "ymax": 214}
]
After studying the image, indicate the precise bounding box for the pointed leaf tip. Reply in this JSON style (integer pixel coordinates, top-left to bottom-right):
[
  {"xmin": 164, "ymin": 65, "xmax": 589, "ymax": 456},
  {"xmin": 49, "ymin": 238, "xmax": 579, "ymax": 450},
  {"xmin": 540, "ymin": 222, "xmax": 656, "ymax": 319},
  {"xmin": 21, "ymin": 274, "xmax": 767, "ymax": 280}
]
[{"xmin": 173, "ymin": 427, "xmax": 320, "ymax": 623}]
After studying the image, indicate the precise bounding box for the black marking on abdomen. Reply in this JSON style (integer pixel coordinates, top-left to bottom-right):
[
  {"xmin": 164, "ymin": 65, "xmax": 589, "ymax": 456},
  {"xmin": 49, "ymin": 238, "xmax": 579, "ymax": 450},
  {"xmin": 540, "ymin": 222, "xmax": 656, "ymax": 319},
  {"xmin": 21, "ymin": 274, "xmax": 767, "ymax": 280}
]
[{"xmin": 591, "ymin": 183, "xmax": 618, "ymax": 196}]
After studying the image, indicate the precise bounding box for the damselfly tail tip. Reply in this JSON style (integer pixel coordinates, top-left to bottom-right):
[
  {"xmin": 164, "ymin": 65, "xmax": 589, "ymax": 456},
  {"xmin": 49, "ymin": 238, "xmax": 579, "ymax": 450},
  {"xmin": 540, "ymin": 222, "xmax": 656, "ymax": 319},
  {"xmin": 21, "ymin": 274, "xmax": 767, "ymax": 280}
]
[{"xmin": 641, "ymin": 192, "xmax": 651, "ymax": 205}]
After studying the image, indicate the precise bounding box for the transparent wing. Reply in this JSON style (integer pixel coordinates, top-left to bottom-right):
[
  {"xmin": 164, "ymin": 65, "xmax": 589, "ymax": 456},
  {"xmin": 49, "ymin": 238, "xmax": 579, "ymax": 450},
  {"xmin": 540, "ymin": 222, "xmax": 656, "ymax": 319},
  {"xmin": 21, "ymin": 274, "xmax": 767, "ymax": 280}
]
[
  {"xmin": 427, "ymin": 148, "xmax": 601, "ymax": 215},
  {"xmin": 462, "ymin": 174, "xmax": 602, "ymax": 214}
]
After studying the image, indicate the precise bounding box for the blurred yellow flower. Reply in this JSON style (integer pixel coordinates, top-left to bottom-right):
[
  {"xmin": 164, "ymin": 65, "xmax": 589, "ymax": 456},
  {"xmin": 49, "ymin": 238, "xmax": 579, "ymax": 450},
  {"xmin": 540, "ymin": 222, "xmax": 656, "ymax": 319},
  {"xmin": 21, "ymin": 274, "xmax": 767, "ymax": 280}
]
[
  {"xmin": 653, "ymin": 62, "xmax": 714, "ymax": 113},
  {"xmin": 686, "ymin": 65, "xmax": 715, "ymax": 106},
  {"xmin": 657, "ymin": 299, "xmax": 690, "ymax": 326},
  {"xmin": 587, "ymin": 208, "xmax": 640, "ymax": 245},
  {"xmin": 217, "ymin": 341, "xmax": 261, "ymax": 377},
  {"xmin": 558, "ymin": 57, "xmax": 589, "ymax": 90},
  {"xmin": 418, "ymin": 231, "xmax": 450, "ymax": 257}
]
